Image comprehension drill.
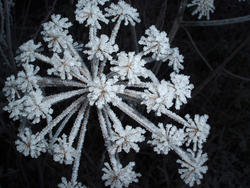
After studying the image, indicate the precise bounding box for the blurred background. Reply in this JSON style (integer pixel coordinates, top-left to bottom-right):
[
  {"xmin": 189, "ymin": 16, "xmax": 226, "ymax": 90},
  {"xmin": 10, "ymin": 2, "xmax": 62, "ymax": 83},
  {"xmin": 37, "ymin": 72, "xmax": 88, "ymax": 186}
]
[{"xmin": 0, "ymin": 0, "xmax": 250, "ymax": 187}]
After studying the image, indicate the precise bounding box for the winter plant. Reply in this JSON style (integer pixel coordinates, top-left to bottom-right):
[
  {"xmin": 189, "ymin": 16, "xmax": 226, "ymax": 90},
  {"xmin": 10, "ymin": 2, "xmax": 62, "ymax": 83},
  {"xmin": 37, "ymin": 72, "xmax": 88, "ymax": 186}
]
[{"xmin": 3, "ymin": 0, "xmax": 211, "ymax": 187}]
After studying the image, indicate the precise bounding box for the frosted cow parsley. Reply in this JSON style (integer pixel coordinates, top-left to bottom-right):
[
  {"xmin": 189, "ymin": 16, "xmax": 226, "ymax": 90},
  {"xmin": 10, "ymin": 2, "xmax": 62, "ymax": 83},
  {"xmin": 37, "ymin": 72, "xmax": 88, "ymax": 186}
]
[{"xmin": 3, "ymin": 0, "xmax": 210, "ymax": 187}]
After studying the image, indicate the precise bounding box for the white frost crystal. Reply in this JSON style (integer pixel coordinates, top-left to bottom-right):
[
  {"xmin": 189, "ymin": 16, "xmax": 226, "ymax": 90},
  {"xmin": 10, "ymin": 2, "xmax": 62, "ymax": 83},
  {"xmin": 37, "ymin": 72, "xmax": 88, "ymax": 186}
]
[
  {"xmin": 15, "ymin": 128, "xmax": 47, "ymax": 158},
  {"xmin": 141, "ymin": 81, "xmax": 175, "ymax": 116},
  {"xmin": 43, "ymin": 14, "xmax": 72, "ymax": 33},
  {"xmin": 15, "ymin": 40, "xmax": 42, "ymax": 63},
  {"xmin": 177, "ymin": 149, "xmax": 208, "ymax": 187},
  {"xmin": 52, "ymin": 134, "xmax": 76, "ymax": 165},
  {"xmin": 187, "ymin": 0, "xmax": 215, "ymax": 20},
  {"xmin": 48, "ymin": 50, "xmax": 81, "ymax": 80},
  {"xmin": 167, "ymin": 48, "xmax": 184, "ymax": 73},
  {"xmin": 139, "ymin": 25, "xmax": 171, "ymax": 61},
  {"xmin": 185, "ymin": 114, "xmax": 210, "ymax": 151},
  {"xmin": 2, "ymin": 75, "xmax": 19, "ymax": 102},
  {"xmin": 109, "ymin": 125, "xmax": 146, "ymax": 153},
  {"xmin": 111, "ymin": 52, "xmax": 148, "ymax": 84},
  {"xmin": 170, "ymin": 72, "xmax": 194, "ymax": 110},
  {"xmin": 84, "ymin": 34, "xmax": 118, "ymax": 61},
  {"xmin": 87, "ymin": 74, "xmax": 125, "ymax": 108},
  {"xmin": 148, "ymin": 123, "xmax": 185, "ymax": 155},
  {"xmin": 102, "ymin": 161, "xmax": 141, "ymax": 188},
  {"xmin": 105, "ymin": 0, "xmax": 141, "ymax": 26}
]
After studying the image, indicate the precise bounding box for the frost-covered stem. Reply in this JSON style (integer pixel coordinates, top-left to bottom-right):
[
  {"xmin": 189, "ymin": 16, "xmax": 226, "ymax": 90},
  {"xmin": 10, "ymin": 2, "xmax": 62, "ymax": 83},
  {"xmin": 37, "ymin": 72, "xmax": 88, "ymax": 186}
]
[
  {"xmin": 68, "ymin": 103, "xmax": 89, "ymax": 146},
  {"xmin": 116, "ymin": 101, "xmax": 158, "ymax": 134},
  {"xmin": 66, "ymin": 42, "xmax": 91, "ymax": 79},
  {"xmin": 139, "ymin": 44, "xmax": 158, "ymax": 56},
  {"xmin": 146, "ymin": 70, "xmax": 160, "ymax": 84},
  {"xmin": 43, "ymin": 88, "xmax": 88, "ymax": 105},
  {"xmin": 97, "ymin": 60, "xmax": 106, "ymax": 77},
  {"xmin": 105, "ymin": 105, "xmax": 123, "ymax": 129},
  {"xmin": 89, "ymin": 25, "xmax": 97, "ymax": 41},
  {"xmin": 34, "ymin": 53, "xmax": 53, "ymax": 65},
  {"xmin": 71, "ymin": 72, "xmax": 90, "ymax": 84},
  {"xmin": 110, "ymin": 16, "xmax": 122, "ymax": 44},
  {"xmin": 37, "ymin": 77, "xmax": 86, "ymax": 88},
  {"xmin": 162, "ymin": 109, "xmax": 189, "ymax": 127},
  {"xmin": 98, "ymin": 109, "xmax": 110, "ymax": 141},
  {"xmin": 120, "ymin": 89, "xmax": 144, "ymax": 101},
  {"xmin": 0, "ymin": 0, "xmax": 4, "ymax": 38},
  {"xmin": 35, "ymin": 96, "xmax": 86, "ymax": 142},
  {"xmin": 71, "ymin": 106, "xmax": 90, "ymax": 185},
  {"xmin": 50, "ymin": 107, "xmax": 79, "ymax": 145},
  {"xmin": 91, "ymin": 57, "xmax": 99, "ymax": 80},
  {"xmin": 172, "ymin": 145, "xmax": 194, "ymax": 165},
  {"xmin": 103, "ymin": 107, "xmax": 113, "ymax": 136}
]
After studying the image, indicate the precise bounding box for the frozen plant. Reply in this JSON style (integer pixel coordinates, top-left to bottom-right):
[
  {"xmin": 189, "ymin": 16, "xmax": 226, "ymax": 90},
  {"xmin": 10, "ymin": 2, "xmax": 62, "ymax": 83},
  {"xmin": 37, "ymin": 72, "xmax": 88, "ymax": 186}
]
[
  {"xmin": 3, "ymin": 0, "xmax": 211, "ymax": 187},
  {"xmin": 187, "ymin": 0, "xmax": 215, "ymax": 20}
]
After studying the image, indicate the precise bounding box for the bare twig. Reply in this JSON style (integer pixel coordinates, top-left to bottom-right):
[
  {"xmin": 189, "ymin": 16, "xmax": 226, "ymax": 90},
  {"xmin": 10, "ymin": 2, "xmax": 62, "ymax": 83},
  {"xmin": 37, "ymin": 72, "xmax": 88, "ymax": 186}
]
[
  {"xmin": 181, "ymin": 15, "xmax": 250, "ymax": 27},
  {"xmin": 181, "ymin": 26, "xmax": 213, "ymax": 71},
  {"xmin": 223, "ymin": 68, "xmax": 250, "ymax": 82}
]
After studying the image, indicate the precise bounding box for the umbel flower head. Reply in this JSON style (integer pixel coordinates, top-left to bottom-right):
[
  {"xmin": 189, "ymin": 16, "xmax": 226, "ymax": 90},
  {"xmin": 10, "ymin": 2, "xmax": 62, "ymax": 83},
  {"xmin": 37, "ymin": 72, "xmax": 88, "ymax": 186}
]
[{"xmin": 3, "ymin": 0, "xmax": 210, "ymax": 187}]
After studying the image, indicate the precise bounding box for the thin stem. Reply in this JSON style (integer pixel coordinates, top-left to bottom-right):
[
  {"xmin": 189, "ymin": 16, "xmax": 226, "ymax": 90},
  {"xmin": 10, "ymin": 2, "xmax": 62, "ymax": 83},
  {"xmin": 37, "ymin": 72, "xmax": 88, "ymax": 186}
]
[{"xmin": 110, "ymin": 16, "xmax": 122, "ymax": 44}]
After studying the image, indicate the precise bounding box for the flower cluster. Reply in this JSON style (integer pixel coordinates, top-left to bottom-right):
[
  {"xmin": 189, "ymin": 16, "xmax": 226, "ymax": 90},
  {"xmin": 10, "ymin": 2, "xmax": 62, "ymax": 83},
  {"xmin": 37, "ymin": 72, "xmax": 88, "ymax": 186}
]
[{"xmin": 3, "ymin": 0, "xmax": 211, "ymax": 187}]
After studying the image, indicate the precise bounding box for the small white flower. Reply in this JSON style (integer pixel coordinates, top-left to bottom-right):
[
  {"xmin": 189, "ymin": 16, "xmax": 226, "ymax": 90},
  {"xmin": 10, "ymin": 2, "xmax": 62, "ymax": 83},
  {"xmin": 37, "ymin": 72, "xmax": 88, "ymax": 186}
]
[
  {"xmin": 75, "ymin": 2, "xmax": 108, "ymax": 29},
  {"xmin": 105, "ymin": 0, "xmax": 141, "ymax": 26},
  {"xmin": 52, "ymin": 134, "xmax": 76, "ymax": 165},
  {"xmin": 84, "ymin": 34, "xmax": 118, "ymax": 61},
  {"xmin": 87, "ymin": 74, "xmax": 125, "ymax": 109},
  {"xmin": 42, "ymin": 29, "xmax": 73, "ymax": 53},
  {"xmin": 148, "ymin": 123, "xmax": 185, "ymax": 155},
  {"xmin": 23, "ymin": 89, "xmax": 53, "ymax": 124},
  {"xmin": 57, "ymin": 177, "xmax": 87, "ymax": 188},
  {"xmin": 109, "ymin": 125, "xmax": 145, "ymax": 153},
  {"xmin": 15, "ymin": 40, "xmax": 42, "ymax": 63},
  {"xmin": 102, "ymin": 161, "xmax": 141, "ymax": 188},
  {"xmin": 15, "ymin": 127, "xmax": 47, "ymax": 158},
  {"xmin": 139, "ymin": 25, "xmax": 171, "ymax": 61},
  {"xmin": 167, "ymin": 48, "xmax": 184, "ymax": 73},
  {"xmin": 42, "ymin": 14, "xmax": 72, "ymax": 33},
  {"xmin": 48, "ymin": 50, "xmax": 81, "ymax": 80},
  {"xmin": 3, "ymin": 97, "xmax": 26, "ymax": 121},
  {"xmin": 16, "ymin": 63, "xmax": 40, "ymax": 93},
  {"xmin": 2, "ymin": 75, "xmax": 19, "ymax": 102},
  {"xmin": 170, "ymin": 72, "xmax": 194, "ymax": 110},
  {"xmin": 187, "ymin": 0, "xmax": 215, "ymax": 20},
  {"xmin": 177, "ymin": 149, "xmax": 208, "ymax": 187},
  {"xmin": 111, "ymin": 52, "xmax": 148, "ymax": 84},
  {"xmin": 141, "ymin": 81, "xmax": 175, "ymax": 116},
  {"xmin": 185, "ymin": 114, "xmax": 210, "ymax": 151}
]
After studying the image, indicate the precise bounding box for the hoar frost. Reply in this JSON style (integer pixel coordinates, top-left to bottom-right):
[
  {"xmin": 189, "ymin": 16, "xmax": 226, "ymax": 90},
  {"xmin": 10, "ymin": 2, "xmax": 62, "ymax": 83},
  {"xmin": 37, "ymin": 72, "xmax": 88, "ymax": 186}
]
[{"xmin": 3, "ymin": 0, "xmax": 210, "ymax": 187}]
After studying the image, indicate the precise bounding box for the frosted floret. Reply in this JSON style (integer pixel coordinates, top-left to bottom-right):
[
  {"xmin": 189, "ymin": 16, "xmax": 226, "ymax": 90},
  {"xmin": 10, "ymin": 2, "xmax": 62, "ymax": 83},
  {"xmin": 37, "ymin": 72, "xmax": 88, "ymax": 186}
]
[
  {"xmin": 139, "ymin": 25, "xmax": 171, "ymax": 61},
  {"xmin": 16, "ymin": 63, "xmax": 40, "ymax": 93},
  {"xmin": 48, "ymin": 50, "xmax": 81, "ymax": 80},
  {"xmin": 3, "ymin": 75, "xmax": 19, "ymax": 102},
  {"xmin": 76, "ymin": 0, "xmax": 109, "ymax": 7},
  {"xmin": 42, "ymin": 29, "xmax": 73, "ymax": 53},
  {"xmin": 88, "ymin": 74, "xmax": 125, "ymax": 109},
  {"xmin": 52, "ymin": 134, "xmax": 76, "ymax": 165},
  {"xmin": 58, "ymin": 177, "xmax": 87, "ymax": 188},
  {"xmin": 15, "ymin": 40, "xmax": 42, "ymax": 63},
  {"xmin": 105, "ymin": 0, "xmax": 141, "ymax": 26},
  {"xmin": 185, "ymin": 114, "xmax": 210, "ymax": 151},
  {"xmin": 177, "ymin": 149, "xmax": 208, "ymax": 187},
  {"xmin": 170, "ymin": 73, "xmax": 194, "ymax": 110},
  {"xmin": 75, "ymin": 3, "xmax": 108, "ymax": 29},
  {"xmin": 102, "ymin": 161, "xmax": 141, "ymax": 188},
  {"xmin": 187, "ymin": 0, "xmax": 215, "ymax": 20},
  {"xmin": 42, "ymin": 14, "xmax": 72, "ymax": 33},
  {"xmin": 15, "ymin": 128, "xmax": 47, "ymax": 158},
  {"xmin": 111, "ymin": 52, "xmax": 148, "ymax": 85},
  {"xmin": 109, "ymin": 125, "xmax": 146, "ymax": 154},
  {"xmin": 23, "ymin": 89, "xmax": 53, "ymax": 124},
  {"xmin": 84, "ymin": 34, "xmax": 118, "ymax": 61},
  {"xmin": 148, "ymin": 123, "xmax": 185, "ymax": 155},
  {"xmin": 141, "ymin": 81, "xmax": 175, "ymax": 116},
  {"xmin": 167, "ymin": 48, "xmax": 184, "ymax": 73},
  {"xmin": 3, "ymin": 97, "xmax": 25, "ymax": 121}
]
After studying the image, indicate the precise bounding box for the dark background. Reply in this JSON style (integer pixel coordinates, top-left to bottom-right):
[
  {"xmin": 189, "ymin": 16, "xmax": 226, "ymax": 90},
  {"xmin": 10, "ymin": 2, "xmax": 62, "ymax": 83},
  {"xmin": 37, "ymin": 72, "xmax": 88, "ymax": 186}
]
[{"xmin": 0, "ymin": 0, "xmax": 250, "ymax": 187}]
